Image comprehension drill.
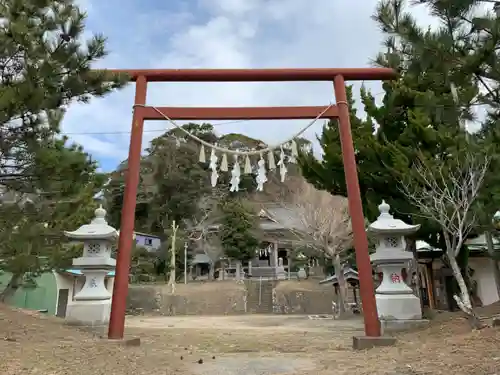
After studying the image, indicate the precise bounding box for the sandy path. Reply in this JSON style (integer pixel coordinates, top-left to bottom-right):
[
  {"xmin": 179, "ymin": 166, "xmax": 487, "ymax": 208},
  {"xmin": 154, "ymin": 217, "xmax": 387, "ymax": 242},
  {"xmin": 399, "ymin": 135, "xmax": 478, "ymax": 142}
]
[{"xmin": 126, "ymin": 314, "xmax": 365, "ymax": 333}]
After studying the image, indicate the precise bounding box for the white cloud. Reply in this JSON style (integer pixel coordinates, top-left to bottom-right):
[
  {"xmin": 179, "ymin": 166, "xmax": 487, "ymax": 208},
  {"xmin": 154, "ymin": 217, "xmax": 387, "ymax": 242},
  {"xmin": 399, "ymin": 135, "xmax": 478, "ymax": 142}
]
[{"xmin": 63, "ymin": 0, "xmax": 442, "ymax": 169}]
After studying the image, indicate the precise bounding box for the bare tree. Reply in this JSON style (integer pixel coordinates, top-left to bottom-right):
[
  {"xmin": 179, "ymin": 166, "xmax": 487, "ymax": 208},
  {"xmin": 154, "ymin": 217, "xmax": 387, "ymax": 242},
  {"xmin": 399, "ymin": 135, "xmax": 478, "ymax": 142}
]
[
  {"xmin": 400, "ymin": 152, "xmax": 489, "ymax": 323},
  {"xmin": 186, "ymin": 195, "xmax": 225, "ymax": 281},
  {"xmin": 194, "ymin": 230, "xmax": 222, "ymax": 280},
  {"xmin": 280, "ymin": 180, "xmax": 353, "ymax": 316}
]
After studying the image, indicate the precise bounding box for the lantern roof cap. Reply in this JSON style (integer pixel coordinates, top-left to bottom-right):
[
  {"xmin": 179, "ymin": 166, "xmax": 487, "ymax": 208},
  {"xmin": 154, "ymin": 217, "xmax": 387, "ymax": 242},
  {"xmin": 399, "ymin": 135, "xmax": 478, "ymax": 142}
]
[
  {"xmin": 368, "ymin": 200, "xmax": 420, "ymax": 235},
  {"xmin": 64, "ymin": 205, "xmax": 118, "ymax": 240}
]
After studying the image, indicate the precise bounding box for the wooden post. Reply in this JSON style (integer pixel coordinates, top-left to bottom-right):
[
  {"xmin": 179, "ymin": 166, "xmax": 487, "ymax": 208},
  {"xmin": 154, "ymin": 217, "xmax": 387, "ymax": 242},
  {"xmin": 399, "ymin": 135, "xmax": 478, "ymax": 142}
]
[
  {"xmin": 425, "ymin": 263, "xmax": 436, "ymax": 309},
  {"xmin": 108, "ymin": 75, "xmax": 147, "ymax": 340},
  {"xmin": 334, "ymin": 75, "xmax": 380, "ymax": 337},
  {"xmin": 184, "ymin": 242, "xmax": 188, "ymax": 285},
  {"xmin": 168, "ymin": 220, "xmax": 179, "ymax": 294}
]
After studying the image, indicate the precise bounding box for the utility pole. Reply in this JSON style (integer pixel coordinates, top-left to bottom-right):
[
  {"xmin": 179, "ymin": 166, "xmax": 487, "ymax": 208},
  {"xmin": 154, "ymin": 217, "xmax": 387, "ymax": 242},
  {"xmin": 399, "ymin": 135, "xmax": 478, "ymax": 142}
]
[{"xmin": 184, "ymin": 241, "xmax": 188, "ymax": 285}]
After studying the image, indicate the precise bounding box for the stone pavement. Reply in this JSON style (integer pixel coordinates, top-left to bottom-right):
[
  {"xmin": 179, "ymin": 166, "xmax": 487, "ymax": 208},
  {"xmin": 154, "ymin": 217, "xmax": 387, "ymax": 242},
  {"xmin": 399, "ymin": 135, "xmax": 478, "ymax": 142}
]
[{"xmin": 190, "ymin": 354, "xmax": 317, "ymax": 375}]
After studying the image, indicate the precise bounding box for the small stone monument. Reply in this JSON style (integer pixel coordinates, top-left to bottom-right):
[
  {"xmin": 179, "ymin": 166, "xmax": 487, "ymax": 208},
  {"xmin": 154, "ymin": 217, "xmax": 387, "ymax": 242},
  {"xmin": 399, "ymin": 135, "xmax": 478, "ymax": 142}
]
[
  {"xmin": 276, "ymin": 257, "xmax": 286, "ymax": 280},
  {"xmin": 368, "ymin": 201, "xmax": 422, "ymax": 322},
  {"xmin": 297, "ymin": 267, "xmax": 307, "ymax": 279},
  {"xmin": 64, "ymin": 205, "xmax": 118, "ymax": 326}
]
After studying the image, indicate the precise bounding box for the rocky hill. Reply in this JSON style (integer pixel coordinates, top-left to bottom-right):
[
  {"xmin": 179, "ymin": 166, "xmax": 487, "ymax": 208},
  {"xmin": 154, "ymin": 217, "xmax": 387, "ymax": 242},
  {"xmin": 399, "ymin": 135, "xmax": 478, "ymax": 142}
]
[{"xmin": 104, "ymin": 124, "xmax": 311, "ymax": 235}]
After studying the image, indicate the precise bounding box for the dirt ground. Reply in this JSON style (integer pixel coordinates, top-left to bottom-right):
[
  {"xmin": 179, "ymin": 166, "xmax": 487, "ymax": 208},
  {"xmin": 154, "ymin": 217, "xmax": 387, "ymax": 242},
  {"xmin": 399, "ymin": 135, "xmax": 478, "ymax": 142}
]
[{"xmin": 2, "ymin": 304, "xmax": 500, "ymax": 375}]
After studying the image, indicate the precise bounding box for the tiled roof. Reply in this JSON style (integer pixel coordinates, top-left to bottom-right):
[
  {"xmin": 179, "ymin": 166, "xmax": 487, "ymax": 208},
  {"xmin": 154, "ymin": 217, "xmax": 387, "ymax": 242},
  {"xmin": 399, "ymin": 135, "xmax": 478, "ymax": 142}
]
[{"xmin": 259, "ymin": 207, "xmax": 304, "ymax": 231}]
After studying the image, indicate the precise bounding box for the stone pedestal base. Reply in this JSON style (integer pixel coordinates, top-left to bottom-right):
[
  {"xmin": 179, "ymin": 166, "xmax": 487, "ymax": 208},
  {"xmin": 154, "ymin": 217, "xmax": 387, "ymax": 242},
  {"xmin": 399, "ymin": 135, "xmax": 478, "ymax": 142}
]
[
  {"xmin": 66, "ymin": 299, "xmax": 111, "ymax": 326},
  {"xmin": 276, "ymin": 266, "xmax": 286, "ymax": 280},
  {"xmin": 380, "ymin": 319, "xmax": 430, "ymax": 334},
  {"xmin": 375, "ymin": 293, "xmax": 422, "ymax": 320},
  {"xmin": 297, "ymin": 268, "xmax": 307, "ymax": 279},
  {"xmin": 352, "ymin": 335, "xmax": 397, "ymax": 350}
]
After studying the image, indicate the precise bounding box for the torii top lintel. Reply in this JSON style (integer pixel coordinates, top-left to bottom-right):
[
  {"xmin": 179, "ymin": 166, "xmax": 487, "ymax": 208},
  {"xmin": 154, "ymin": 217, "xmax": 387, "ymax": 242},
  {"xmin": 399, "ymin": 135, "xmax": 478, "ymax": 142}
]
[{"xmin": 106, "ymin": 68, "xmax": 396, "ymax": 82}]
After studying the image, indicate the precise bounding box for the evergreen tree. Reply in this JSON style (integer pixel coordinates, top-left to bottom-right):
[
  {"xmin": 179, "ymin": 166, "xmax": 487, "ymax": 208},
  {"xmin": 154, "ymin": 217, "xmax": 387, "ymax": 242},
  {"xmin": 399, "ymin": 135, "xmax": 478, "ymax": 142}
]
[
  {"xmin": 300, "ymin": 0, "xmax": 500, "ymax": 315},
  {"xmin": 0, "ymin": 0, "xmax": 127, "ymax": 191},
  {"xmin": 0, "ymin": 0, "xmax": 126, "ymax": 299},
  {"xmin": 219, "ymin": 199, "xmax": 259, "ymax": 263},
  {"xmin": 0, "ymin": 175, "xmax": 104, "ymax": 301},
  {"xmin": 299, "ymin": 0, "xmax": 482, "ymax": 250},
  {"xmin": 372, "ymin": 0, "xmax": 500, "ymax": 243}
]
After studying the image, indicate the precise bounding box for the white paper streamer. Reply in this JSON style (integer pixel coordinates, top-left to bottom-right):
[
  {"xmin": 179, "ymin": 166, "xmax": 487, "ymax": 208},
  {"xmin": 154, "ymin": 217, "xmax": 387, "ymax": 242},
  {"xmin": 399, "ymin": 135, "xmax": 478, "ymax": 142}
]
[
  {"xmin": 209, "ymin": 148, "xmax": 219, "ymax": 187},
  {"xmin": 199, "ymin": 144, "xmax": 206, "ymax": 163},
  {"xmin": 277, "ymin": 146, "xmax": 287, "ymax": 182},
  {"xmin": 256, "ymin": 154, "xmax": 267, "ymax": 191},
  {"xmin": 221, "ymin": 153, "xmax": 228, "ymax": 172},
  {"xmin": 230, "ymin": 155, "xmax": 241, "ymax": 192},
  {"xmin": 244, "ymin": 155, "xmax": 252, "ymax": 174},
  {"xmin": 267, "ymin": 150, "xmax": 276, "ymax": 170}
]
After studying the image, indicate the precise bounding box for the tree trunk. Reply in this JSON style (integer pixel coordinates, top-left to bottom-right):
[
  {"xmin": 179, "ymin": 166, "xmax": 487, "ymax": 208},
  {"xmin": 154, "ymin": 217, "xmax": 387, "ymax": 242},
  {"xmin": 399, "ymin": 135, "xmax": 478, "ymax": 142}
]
[
  {"xmin": 235, "ymin": 261, "xmax": 242, "ymax": 280},
  {"xmin": 209, "ymin": 263, "xmax": 215, "ymax": 280},
  {"xmin": 448, "ymin": 252, "xmax": 482, "ymax": 328},
  {"xmin": 0, "ymin": 273, "xmax": 22, "ymax": 303},
  {"xmin": 333, "ymin": 254, "xmax": 347, "ymax": 317},
  {"xmin": 485, "ymin": 231, "xmax": 500, "ymax": 299}
]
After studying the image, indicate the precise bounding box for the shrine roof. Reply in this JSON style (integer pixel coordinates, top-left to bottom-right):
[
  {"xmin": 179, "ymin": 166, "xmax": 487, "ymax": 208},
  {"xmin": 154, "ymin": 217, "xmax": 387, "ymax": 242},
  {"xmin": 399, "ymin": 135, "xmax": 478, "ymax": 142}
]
[
  {"xmin": 319, "ymin": 267, "xmax": 359, "ymax": 285},
  {"xmin": 258, "ymin": 207, "xmax": 304, "ymax": 231}
]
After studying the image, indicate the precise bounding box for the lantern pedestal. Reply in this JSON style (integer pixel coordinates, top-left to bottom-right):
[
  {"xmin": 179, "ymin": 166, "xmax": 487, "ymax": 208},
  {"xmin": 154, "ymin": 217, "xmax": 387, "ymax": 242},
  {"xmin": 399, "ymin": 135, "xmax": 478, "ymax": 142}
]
[
  {"xmin": 375, "ymin": 290, "xmax": 422, "ymax": 321},
  {"xmin": 66, "ymin": 268, "xmax": 115, "ymax": 326},
  {"xmin": 66, "ymin": 300, "xmax": 112, "ymax": 327},
  {"xmin": 374, "ymin": 262, "xmax": 422, "ymax": 320}
]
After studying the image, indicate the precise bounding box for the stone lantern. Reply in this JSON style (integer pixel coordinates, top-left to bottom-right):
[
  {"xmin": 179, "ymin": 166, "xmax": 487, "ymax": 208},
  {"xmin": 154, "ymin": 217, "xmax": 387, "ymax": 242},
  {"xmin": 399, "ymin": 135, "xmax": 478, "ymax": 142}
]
[
  {"xmin": 64, "ymin": 205, "xmax": 118, "ymax": 325},
  {"xmin": 368, "ymin": 200, "xmax": 422, "ymax": 321},
  {"xmin": 492, "ymin": 210, "xmax": 500, "ymax": 230}
]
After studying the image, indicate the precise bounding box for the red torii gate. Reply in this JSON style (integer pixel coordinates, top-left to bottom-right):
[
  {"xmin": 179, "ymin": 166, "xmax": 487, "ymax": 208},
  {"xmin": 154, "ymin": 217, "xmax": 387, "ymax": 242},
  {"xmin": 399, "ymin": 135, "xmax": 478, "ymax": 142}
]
[{"xmin": 105, "ymin": 68, "xmax": 397, "ymax": 340}]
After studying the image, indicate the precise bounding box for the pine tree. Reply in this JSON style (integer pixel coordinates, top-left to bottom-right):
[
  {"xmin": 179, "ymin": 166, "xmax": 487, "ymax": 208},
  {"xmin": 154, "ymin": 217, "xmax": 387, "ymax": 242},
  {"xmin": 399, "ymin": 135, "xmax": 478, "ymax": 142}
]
[
  {"xmin": 300, "ymin": 0, "xmax": 484, "ymax": 250},
  {"xmin": 219, "ymin": 199, "xmax": 259, "ymax": 263},
  {"xmin": 0, "ymin": 0, "xmax": 128, "ymax": 191},
  {"xmin": 0, "ymin": 0, "xmax": 126, "ymax": 299}
]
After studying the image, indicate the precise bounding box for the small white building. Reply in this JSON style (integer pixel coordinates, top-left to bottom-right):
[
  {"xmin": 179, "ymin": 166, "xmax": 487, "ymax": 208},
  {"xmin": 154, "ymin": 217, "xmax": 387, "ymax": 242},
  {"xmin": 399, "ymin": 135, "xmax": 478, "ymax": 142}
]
[
  {"xmin": 134, "ymin": 231, "xmax": 161, "ymax": 251},
  {"xmin": 417, "ymin": 234, "xmax": 500, "ymax": 310},
  {"xmin": 464, "ymin": 234, "xmax": 500, "ymax": 306}
]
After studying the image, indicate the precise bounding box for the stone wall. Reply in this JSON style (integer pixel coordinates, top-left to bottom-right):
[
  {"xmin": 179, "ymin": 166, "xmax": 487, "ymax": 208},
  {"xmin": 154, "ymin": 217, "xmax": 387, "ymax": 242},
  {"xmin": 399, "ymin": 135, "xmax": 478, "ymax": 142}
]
[
  {"xmin": 126, "ymin": 280, "xmax": 336, "ymax": 316},
  {"xmin": 126, "ymin": 285, "xmax": 161, "ymax": 315},
  {"xmin": 159, "ymin": 283, "xmax": 247, "ymax": 315},
  {"xmin": 272, "ymin": 280, "xmax": 336, "ymax": 314},
  {"xmin": 126, "ymin": 282, "xmax": 247, "ymax": 316},
  {"xmin": 273, "ymin": 289, "xmax": 335, "ymax": 314}
]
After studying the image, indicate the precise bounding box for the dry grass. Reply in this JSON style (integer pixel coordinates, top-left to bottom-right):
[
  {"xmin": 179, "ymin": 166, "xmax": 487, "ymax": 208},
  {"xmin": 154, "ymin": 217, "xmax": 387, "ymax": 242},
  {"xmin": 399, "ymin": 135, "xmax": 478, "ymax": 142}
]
[
  {"xmin": 333, "ymin": 317, "xmax": 500, "ymax": 375},
  {"xmin": 2, "ymin": 303, "xmax": 500, "ymax": 375},
  {"xmin": 0, "ymin": 305, "xmax": 185, "ymax": 375}
]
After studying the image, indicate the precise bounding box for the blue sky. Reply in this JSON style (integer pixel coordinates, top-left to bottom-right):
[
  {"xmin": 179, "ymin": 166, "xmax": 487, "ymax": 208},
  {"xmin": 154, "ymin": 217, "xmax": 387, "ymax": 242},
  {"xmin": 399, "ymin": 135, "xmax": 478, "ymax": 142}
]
[{"xmin": 64, "ymin": 0, "xmax": 442, "ymax": 172}]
